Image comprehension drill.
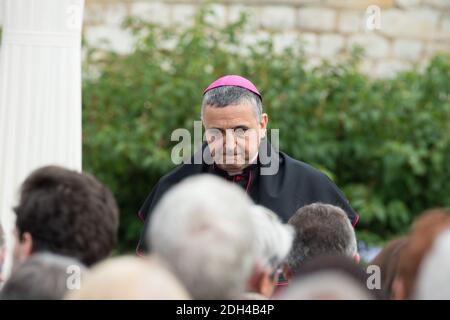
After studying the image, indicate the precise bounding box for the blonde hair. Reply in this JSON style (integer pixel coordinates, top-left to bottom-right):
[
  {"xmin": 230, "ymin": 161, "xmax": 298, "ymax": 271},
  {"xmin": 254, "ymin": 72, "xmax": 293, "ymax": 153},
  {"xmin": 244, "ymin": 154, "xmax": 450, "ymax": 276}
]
[{"xmin": 65, "ymin": 256, "xmax": 190, "ymax": 300}]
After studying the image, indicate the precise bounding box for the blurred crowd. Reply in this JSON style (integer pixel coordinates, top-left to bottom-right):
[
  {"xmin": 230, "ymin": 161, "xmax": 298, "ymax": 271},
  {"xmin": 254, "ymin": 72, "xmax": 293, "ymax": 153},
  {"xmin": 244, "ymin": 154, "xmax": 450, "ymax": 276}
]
[{"xmin": 0, "ymin": 165, "xmax": 448, "ymax": 300}]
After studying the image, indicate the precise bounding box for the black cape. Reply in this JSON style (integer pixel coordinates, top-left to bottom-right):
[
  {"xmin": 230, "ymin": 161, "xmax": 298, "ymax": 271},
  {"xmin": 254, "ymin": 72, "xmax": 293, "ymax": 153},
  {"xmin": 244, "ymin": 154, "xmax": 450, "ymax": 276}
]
[{"xmin": 137, "ymin": 139, "xmax": 359, "ymax": 253}]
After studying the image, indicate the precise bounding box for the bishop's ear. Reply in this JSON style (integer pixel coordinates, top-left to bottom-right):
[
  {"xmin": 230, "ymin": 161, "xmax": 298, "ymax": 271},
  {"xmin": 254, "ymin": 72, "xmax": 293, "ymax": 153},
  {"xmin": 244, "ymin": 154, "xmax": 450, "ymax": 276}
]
[{"xmin": 259, "ymin": 113, "xmax": 269, "ymax": 139}]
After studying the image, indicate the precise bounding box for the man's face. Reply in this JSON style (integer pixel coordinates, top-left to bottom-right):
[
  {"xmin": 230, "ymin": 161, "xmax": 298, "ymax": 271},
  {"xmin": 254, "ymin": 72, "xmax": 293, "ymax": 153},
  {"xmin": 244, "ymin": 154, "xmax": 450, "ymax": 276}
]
[{"xmin": 202, "ymin": 102, "xmax": 268, "ymax": 173}]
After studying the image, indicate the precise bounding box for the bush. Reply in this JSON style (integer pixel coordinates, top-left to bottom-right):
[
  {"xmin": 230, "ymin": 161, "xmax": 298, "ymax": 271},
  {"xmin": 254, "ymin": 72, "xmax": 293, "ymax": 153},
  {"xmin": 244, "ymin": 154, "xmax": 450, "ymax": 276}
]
[{"xmin": 82, "ymin": 8, "xmax": 450, "ymax": 252}]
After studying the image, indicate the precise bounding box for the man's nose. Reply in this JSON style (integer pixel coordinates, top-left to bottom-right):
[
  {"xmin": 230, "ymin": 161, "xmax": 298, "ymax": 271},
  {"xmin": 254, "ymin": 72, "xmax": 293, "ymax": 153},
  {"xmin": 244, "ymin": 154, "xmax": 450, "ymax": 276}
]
[{"xmin": 223, "ymin": 130, "xmax": 237, "ymax": 150}]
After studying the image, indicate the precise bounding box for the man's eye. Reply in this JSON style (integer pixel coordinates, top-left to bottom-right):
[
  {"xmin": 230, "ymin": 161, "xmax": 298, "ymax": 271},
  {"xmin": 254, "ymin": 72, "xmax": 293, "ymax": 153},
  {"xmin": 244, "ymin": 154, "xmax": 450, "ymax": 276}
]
[
  {"xmin": 234, "ymin": 128, "xmax": 247, "ymax": 136},
  {"xmin": 206, "ymin": 129, "xmax": 223, "ymax": 139}
]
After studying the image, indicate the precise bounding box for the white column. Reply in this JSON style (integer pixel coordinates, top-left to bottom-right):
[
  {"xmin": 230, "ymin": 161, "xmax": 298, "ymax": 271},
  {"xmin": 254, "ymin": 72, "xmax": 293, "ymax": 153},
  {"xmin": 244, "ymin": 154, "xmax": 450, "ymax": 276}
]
[{"xmin": 0, "ymin": 0, "xmax": 84, "ymax": 279}]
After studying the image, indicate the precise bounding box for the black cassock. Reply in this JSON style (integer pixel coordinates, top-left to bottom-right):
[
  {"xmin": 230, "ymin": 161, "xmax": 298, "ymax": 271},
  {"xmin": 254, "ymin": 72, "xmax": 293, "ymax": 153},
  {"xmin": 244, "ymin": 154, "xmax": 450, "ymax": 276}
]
[{"xmin": 137, "ymin": 139, "xmax": 359, "ymax": 253}]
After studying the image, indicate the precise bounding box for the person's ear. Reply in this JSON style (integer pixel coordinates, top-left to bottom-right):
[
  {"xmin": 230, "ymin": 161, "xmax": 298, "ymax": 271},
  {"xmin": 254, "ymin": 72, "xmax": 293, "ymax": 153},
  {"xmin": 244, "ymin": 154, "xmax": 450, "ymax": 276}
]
[
  {"xmin": 246, "ymin": 263, "xmax": 263, "ymax": 292},
  {"xmin": 354, "ymin": 253, "xmax": 361, "ymax": 264},
  {"xmin": 259, "ymin": 113, "xmax": 268, "ymax": 131},
  {"xmin": 392, "ymin": 277, "xmax": 406, "ymax": 300},
  {"xmin": 18, "ymin": 232, "xmax": 33, "ymax": 261},
  {"xmin": 260, "ymin": 270, "xmax": 277, "ymax": 298},
  {"xmin": 258, "ymin": 113, "xmax": 268, "ymax": 140},
  {"xmin": 282, "ymin": 262, "xmax": 291, "ymax": 281}
]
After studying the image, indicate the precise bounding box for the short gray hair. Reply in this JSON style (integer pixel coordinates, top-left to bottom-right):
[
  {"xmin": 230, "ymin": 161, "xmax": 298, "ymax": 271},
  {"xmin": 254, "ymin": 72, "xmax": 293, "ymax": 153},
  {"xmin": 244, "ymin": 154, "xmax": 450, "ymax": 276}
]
[
  {"xmin": 148, "ymin": 175, "xmax": 257, "ymax": 299},
  {"xmin": 0, "ymin": 253, "xmax": 87, "ymax": 300},
  {"xmin": 201, "ymin": 86, "xmax": 263, "ymax": 120},
  {"xmin": 287, "ymin": 203, "xmax": 358, "ymax": 275},
  {"xmin": 249, "ymin": 205, "xmax": 294, "ymax": 270}
]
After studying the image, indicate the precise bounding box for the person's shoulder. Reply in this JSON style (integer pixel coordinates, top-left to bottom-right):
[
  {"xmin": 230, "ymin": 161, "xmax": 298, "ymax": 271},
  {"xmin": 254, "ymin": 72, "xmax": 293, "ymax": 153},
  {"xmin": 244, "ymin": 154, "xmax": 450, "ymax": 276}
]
[
  {"xmin": 157, "ymin": 162, "xmax": 203, "ymax": 187},
  {"xmin": 280, "ymin": 151, "xmax": 330, "ymax": 181}
]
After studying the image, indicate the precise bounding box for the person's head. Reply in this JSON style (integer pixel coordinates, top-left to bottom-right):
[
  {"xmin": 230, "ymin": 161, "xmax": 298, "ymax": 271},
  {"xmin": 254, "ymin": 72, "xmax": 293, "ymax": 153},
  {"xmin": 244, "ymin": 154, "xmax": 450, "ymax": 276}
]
[
  {"xmin": 148, "ymin": 175, "xmax": 257, "ymax": 299},
  {"xmin": 201, "ymin": 75, "xmax": 268, "ymax": 174},
  {"xmin": 369, "ymin": 237, "xmax": 408, "ymax": 299},
  {"xmin": 286, "ymin": 203, "xmax": 358, "ymax": 278},
  {"xmin": 393, "ymin": 208, "xmax": 450, "ymax": 300},
  {"xmin": 278, "ymin": 270, "xmax": 373, "ymax": 300},
  {"xmin": 278, "ymin": 254, "xmax": 381, "ymax": 300},
  {"xmin": 66, "ymin": 256, "xmax": 190, "ymax": 300},
  {"xmin": 414, "ymin": 228, "xmax": 450, "ymax": 299},
  {"xmin": 246, "ymin": 205, "xmax": 294, "ymax": 298},
  {"xmin": 0, "ymin": 253, "xmax": 87, "ymax": 300},
  {"xmin": 13, "ymin": 165, "xmax": 119, "ymax": 267}
]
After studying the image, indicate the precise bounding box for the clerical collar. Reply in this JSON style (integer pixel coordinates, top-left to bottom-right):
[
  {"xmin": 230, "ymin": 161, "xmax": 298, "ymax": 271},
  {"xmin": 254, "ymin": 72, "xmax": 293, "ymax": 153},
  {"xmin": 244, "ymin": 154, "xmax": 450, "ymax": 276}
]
[
  {"xmin": 212, "ymin": 162, "xmax": 258, "ymax": 178},
  {"xmin": 210, "ymin": 161, "xmax": 257, "ymax": 194},
  {"xmin": 211, "ymin": 153, "xmax": 259, "ymax": 177}
]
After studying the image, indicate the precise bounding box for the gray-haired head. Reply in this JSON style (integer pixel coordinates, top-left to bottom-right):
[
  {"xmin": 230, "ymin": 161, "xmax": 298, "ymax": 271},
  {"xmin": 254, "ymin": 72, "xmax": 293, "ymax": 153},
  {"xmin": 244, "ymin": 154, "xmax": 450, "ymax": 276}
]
[
  {"xmin": 287, "ymin": 203, "xmax": 358, "ymax": 275},
  {"xmin": 148, "ymin": 175, "xmax": 257, "ymax": 300},
  {"xmin": 0, "ymin": 253, "xmax": 87, "ymax": 300},
  {"xmin": 249, "ymin": 205, "xmax": 294, "ymax": 270},
  {"xmin": 201, "ymin": 86, "xmax": 263, "ymax": 120}
]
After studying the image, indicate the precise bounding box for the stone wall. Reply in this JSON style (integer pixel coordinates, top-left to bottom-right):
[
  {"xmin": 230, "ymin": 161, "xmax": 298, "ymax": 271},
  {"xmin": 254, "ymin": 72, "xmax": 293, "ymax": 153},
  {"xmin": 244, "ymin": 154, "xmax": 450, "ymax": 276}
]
[{"xmin": 2, "ymin": 0, "xmax": 449, "ymax": 77}]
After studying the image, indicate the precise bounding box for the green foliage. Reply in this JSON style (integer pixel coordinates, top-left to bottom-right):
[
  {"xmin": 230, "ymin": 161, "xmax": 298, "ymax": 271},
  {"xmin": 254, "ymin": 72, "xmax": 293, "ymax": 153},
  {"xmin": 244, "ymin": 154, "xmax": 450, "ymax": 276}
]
[{"xmin": 82, "ymin": 8, "xmax": 450, "ymax": 252}]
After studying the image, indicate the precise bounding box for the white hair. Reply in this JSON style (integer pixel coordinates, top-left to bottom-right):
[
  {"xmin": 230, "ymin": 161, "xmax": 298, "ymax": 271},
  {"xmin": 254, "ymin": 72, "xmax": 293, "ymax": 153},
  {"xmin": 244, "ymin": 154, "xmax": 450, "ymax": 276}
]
[
  {"xmin": 414, "ymin": 228, "xmax": 450, "ymax": 300},
  {"xmin": 148, "ymin": 175, "xmax": 256, "ymax": 299},
  {"xmin": 342, "ymin": 209, "xmax": 358, "ymax": 258},
  {"xmin": 249, "ymin": 205, "xmax": 294, "ymax": 270},
  {"xmin": 0, "ymin": 253, "xmax": 87, "ymax": 300}
]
